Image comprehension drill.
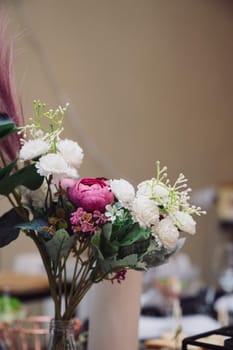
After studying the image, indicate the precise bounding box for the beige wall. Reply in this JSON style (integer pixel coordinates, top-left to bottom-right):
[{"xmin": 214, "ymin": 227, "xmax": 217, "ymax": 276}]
[{"xmin": 0, "ymin": 0, "xmax": 233, "ymax": 284}]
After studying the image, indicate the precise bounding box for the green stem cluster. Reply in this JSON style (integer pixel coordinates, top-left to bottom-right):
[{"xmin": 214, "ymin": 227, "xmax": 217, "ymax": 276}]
[{"xmin": 30, "ymin": 232, "xmax": 98, "ymax": 321}]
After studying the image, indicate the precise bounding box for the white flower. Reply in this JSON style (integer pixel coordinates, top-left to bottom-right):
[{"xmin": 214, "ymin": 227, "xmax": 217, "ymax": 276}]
[
  {"xmin": 109, "ymin": 179, "xmax": 135, "ymax": 209},
  {"xmin": 153, "ymin": 217, "xmax": 179, "ymax": 250},
  {"xmin": 36, "ymin": 153, "xmax": 78, "ymax": 183},
  {"xmin": 137, "ymin": 180, "xmax": 153, "ymax": 198},
  {"xmin": 172, "ymin": 211, "xmax": 196, "ymax": 235},
  {"xmin": 57, "ymin": 139, "xmax": 84, "ymax": 169},
  {"xmin": 153, "ymin": 184, "xmax": 170, "ymax": 205},
  {"xmin": 132, "ymin": 196, "xmax": 159, "ymax": 228},
  {"xmin": 105, "ymin": 204, "xmax": 125, "ymax": 222},
  {"xmin": 137, "ymin": 180, "xmax": 170, "ymax": 205},
  {"xmin": 19, "ymin": 139, "xmax": 50, "ymax": 161}
]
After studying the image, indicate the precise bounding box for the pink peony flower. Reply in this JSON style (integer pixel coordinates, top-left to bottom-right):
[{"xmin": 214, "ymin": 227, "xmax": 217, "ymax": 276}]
[{"xmin": 67, "ymin": 178, "xmax": 114, "ymax": 212}]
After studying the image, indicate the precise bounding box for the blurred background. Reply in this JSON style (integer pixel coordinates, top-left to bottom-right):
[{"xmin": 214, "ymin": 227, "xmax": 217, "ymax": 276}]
[{"xmin": 0, "ymin": 0, "xmax": 233, "ymax": 290}]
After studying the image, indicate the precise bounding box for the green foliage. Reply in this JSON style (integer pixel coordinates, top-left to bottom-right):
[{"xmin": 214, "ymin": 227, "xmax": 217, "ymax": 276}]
[
  {"xmin": 140, "ymin": 239, "xmax": 168, "ymax": 267},
  {"xmin": 118, "ymin": 238, "xmax": 150, "ymax": 258},
  {"xmin": 91, "ymin": 221, "xmax": 153, "ymax": 276},
  {"xmin": 110, "ymin": 210, "xmax": 134, "ymax": 242},
  {"xmin": 45, "ymin": 229, "xmax": 76, "ymax": 263},
  {"xmin": 96, "ymin": 254, "xmax": 139, "ymax": 275},
  {"xmin": 120, "ymin": 223, "xmax": 151, "ymax": 246},
  {"xmin": 91, "ymin": 233, "xmax": 104, "ymax": 259},
  {"xmin": 0, "ymin": 163, "xmax": 44, "ymax": 195},
  {"xmin": 0, "ymin": 115, "xmax": 18, "ymax": 140},
  {"xmin": 0, "ymin": 209, "xmax": 22, "ymax": 247},
  {"xmin": 0, "ymin": 160, "xmax": 17, "ymax": 181},
  {"xmin": 140, "ymin": 237, "xmax": 186, "ymax": 268}
]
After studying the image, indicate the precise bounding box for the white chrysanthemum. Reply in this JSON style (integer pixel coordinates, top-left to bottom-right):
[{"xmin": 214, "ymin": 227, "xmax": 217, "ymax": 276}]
[
  {"xmin": 137, "ymin": 180, "xmax": 170, "ymax": 205},
  {"xmin": 57, "ymin": 139, "xmax": 84, "ymax": 168},
  {"xmin": 172, "ymin": 211, "xmax": 196, "ymax": 235},
  {"xmin": 19, "ymin": 139, "xmax": 50, "ymax": 161},
  {"xmin": 109, "ymin": 179, "xmax": 135, "ymax": 209},
  {"xmin": 153, "ymin": 217, "xmax": 179, "ymax": 250},
  {"xmin": 137, "ymin": 180, "xmax": 153, "ymax": 198},
  {"xmin": 132, "ymin": 196, "xmax": 159, "ymax": 228},
  {"xmin": 36, "ymin": 153, "xmax": 78, "ymax": 183}
]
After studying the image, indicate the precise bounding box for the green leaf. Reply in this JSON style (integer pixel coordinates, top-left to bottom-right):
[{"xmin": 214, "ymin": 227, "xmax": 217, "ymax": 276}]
[
  {"xmin": 140, "ymin": 237, "xmax": 186, "ymax": 268},
  {"xmin": 0, "ymin": 163, "xmax": 44, "ymax": 196},
  {"xmin": 91, "ymin": 228, "xmax": 119, "ymax": 259},
  {"xmin": 139, "ymin": 238, "xmax": 167, "ymax": 268},
  {"xmin": 120, "ymin": 223, "xmax": 151, "ymax": 246},
  {"xmin": 0, "ymin": 115, "xmax": 18, "ymax": 139},
  {"xmin": 45, "ymin": 229, "xmax": 76, "ymax": 263},
  {"xmin": 91, "ymin": 233, "xmax": 104, "ymax": 260},
  {"xmin": 100, "ymin": 234, "xmax": 119, "ymax": 258},
  {"xmin": 0, "ymin": 160, "xmax": 17, "ymax": 181},
  {"xmin": 102, "ymin": 223, "xmax": 112, "ymax": 240},
  {"xmin": 111, "ymin": 219, "xmax": 134, "ymax": 242},
  {"xmin": 96, "ymin": 254, "xmax": 140, "ymax": 275},
  {"xmin": 133, "ymin": 261, "xmax": 148, "ymax": 271},
  {"xmin": 0, "ymin": 209, "xmax": 21, "ymax": 247},
  {"xmin": 118, "ymin": 238, "xmax": 150, "ymax": 258},
  {"xmin": 21, "ymin": 164, "xmax": 44, "ymax": 190}
]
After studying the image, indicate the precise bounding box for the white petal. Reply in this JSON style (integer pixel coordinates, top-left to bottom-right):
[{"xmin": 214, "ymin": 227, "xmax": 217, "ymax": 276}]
[
  {"xmin": 19, "ymin": 139, "xmax": 50, "ymax": 161},
  {"xmin": 57, "ymin": 139, "xmax": 84, "ymax": 168},
  {"xmin": 154, "ymin": 217, "xmax": 179, "ymax": 250},
  {"xmin": 35, "ymin": 153, "xmax": 78, "ymax": 183},
  {"xmin": 173, "ymin": 211, "xmax": 196, "ymax": 234},
  {"xmin": 110, "ymin": 179, "xmax": 135, "ymax": 208},
  {"xmin": 132, "ymin": 196, "xmax": 159, "ymax": 228}
]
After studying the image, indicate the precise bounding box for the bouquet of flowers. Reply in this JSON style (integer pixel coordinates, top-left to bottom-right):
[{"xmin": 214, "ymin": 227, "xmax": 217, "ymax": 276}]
[{"xmin": 0, "ymin": 98, "xmax": 205, "ymax": 322}]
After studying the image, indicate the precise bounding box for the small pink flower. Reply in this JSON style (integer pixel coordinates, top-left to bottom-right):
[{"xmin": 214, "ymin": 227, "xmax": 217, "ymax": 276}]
[
  {"xmin": 67, "ymin": 178, "xmax": 114, "ymax": 212},
  {"xmin": 112, "ymin": 269, "xmax": 127, "ymax": 284},
  {"xmin": 70, "ymin": 207, "xmax": 108, "ymax": 236}
]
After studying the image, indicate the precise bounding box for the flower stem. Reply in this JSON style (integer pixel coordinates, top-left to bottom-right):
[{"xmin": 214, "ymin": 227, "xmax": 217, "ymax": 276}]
[{"xmin": 29, "ymin": 232, "xmax": 62, "ymax": 319}]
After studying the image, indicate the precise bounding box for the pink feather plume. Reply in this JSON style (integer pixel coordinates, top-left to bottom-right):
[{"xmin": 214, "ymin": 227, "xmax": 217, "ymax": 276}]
[{"xmin": 0, "ymin": 18, "xmax": 24, "ymax": 163}]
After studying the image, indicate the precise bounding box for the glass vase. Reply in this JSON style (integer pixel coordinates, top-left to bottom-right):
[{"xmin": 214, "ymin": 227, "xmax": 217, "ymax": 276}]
[{"xmin": 48, "ymin": 319, "xmax": 77, "ymax": 350}]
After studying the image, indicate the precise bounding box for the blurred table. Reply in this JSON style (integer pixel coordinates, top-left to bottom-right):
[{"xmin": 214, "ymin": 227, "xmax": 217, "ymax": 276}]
[{"xmin": 0, "ymin": 271, "xmax": 50, "ymax": 301}]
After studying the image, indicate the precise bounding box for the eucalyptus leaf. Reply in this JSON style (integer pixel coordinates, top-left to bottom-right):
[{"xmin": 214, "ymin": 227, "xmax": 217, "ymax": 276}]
[
  {"xmin": 0, "ymin": 209, "xmax": 21, "ymax": 247},
  {"xmin": 45, "ymin": 229, "xmax": 76, "ymax": 262},
  {"xmin": 133, "ymin": 261, "xmax": 148, "ymax": 271},
  {"xmin": 16, "ymin": 219, "xmax": 51, "ymax": 239}
]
